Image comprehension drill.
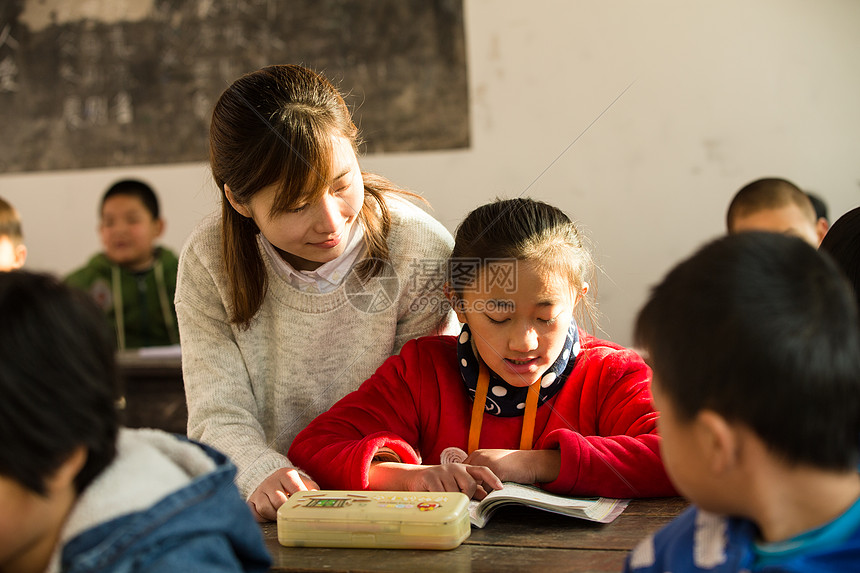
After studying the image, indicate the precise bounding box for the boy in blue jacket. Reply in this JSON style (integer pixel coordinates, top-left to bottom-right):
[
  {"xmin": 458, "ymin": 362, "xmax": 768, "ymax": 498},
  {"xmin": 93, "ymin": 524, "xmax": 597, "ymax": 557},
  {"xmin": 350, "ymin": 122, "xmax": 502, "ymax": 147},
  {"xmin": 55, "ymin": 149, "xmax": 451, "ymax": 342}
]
[
  {"xmin": 627, "ymin": 232, "xmax": 860, "ymax": 572},
  {"xmin": 0, "ymin": 271, "xmax": 270, "ymax": 573}
]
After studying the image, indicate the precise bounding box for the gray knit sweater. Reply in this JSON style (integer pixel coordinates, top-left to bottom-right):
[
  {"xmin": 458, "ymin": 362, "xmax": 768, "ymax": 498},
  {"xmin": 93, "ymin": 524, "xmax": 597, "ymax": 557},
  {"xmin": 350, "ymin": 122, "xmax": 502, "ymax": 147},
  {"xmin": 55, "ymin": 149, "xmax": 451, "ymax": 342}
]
[{"xmin": 175, "ymin": 198, "xmax": 458, "ymax": 498}]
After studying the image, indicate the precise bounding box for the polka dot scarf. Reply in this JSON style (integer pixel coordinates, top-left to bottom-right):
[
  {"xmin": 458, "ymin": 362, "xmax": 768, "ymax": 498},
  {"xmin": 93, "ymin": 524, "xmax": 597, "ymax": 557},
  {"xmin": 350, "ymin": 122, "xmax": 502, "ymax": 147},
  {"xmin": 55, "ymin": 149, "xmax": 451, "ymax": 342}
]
[{"xmin": 457, "ymin": 319, "xmax": 580, "ymax": 418}]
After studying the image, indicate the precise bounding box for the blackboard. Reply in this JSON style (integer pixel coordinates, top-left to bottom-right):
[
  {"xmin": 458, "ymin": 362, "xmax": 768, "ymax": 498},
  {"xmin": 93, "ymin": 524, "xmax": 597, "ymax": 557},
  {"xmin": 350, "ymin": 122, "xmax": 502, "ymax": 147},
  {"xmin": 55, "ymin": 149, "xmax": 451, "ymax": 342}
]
[{"xmin": 0, "ymin": 0, "xmax": 469, "ymax": 173}]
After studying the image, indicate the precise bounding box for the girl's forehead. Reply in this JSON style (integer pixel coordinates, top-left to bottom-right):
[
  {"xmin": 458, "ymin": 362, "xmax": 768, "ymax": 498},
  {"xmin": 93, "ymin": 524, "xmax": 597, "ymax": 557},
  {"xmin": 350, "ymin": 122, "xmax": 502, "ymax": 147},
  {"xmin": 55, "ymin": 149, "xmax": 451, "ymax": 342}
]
[{"xmin": 470, "ymin": 260, "xmax": 572, "ymax": 301}]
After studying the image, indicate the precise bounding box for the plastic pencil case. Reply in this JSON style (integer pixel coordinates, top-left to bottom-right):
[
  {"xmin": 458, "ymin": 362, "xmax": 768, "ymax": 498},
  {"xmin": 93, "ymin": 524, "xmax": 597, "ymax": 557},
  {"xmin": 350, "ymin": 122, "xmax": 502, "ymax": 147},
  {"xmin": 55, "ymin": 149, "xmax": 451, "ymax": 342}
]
[{"xmin": 277, "ymin": 490, "xmax": 471, "ymax": 550}]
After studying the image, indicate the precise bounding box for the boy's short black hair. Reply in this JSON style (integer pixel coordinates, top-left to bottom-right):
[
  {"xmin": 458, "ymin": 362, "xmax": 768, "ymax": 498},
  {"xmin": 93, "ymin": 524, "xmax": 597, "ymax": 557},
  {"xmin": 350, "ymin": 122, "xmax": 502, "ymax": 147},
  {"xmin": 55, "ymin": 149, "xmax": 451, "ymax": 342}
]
[
  {"xmin": 0, "ymin": 271, "xmax": 120, "ymax": 495},
  {"xmin": 636, "ymin": 232, "xmax": 860, "ymax": 470},
  {"xmin": 726, "ymin": 177, "xmax": 815, "ymax": 232},
  {"xmin": 102, "ymin": 179, "xmax": 160, "ymax": 219}
]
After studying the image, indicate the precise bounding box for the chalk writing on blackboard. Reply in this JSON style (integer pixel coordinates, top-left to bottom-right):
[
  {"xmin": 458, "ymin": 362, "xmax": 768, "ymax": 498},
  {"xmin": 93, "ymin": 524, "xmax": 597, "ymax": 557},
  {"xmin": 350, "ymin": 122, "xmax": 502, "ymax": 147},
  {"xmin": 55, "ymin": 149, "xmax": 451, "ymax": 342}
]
[{"xmin": 0, "ymin": 0, "xmax": 469, "ymax": 173}]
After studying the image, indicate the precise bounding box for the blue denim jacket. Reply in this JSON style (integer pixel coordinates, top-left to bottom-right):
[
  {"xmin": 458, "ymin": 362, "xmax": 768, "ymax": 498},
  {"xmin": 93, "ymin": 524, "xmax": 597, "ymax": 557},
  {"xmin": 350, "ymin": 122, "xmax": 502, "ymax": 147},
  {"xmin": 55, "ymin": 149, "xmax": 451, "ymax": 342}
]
[{"xmin": 56, "ymin": 432, "xmax": 271, "ymax": 572}]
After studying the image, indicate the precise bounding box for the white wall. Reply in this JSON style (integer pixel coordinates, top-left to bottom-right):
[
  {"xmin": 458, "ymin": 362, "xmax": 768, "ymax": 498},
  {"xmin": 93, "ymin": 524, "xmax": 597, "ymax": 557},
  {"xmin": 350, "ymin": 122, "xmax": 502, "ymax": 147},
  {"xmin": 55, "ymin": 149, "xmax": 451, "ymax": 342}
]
[{"xmin": 2, "ymin": 0, "xmax": 859, "ymax": 347}]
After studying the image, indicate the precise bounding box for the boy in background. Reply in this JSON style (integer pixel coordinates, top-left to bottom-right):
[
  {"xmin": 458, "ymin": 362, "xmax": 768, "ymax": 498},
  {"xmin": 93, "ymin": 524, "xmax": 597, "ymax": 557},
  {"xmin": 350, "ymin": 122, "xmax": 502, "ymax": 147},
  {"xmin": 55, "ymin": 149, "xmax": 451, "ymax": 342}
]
[
  {"xmin": 726, "ymin": 177, "xmax": 825, "ymax": 245},
  {"xmin": 66, "ymin": 179, "xmax": 179, "ymax": 349},
  {"xmin": 626, "ymin": 232, "xmax": 860, "ymax": 572},
  {"xmin": 0, "ymin": 271, "xmax": 270, "ymax": 572},
  {"xmin": 0, "ymin": 195, "xmax": 26, "ymax": 271}
]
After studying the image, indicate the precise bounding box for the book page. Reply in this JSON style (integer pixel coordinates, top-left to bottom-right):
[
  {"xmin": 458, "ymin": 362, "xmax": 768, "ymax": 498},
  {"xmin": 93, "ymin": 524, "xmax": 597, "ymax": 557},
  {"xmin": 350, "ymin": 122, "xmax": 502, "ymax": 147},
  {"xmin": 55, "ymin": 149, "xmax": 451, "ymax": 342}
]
[
  {"xmin": 468, "ymin": 482, "xmax": 629, "ymax": 528},
  {"xmin": 484, "ymin": 483, "xmax": 599, "ymax": 508}
]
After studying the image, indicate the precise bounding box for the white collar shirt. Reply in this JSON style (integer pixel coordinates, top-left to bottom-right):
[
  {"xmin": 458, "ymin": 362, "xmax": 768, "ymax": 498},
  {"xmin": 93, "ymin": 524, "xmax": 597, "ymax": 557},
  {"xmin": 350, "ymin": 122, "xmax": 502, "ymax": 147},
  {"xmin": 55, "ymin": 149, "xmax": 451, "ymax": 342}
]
[{"xmin": 260, "ymin": 223, "xmax": 366, "ymax": 294}]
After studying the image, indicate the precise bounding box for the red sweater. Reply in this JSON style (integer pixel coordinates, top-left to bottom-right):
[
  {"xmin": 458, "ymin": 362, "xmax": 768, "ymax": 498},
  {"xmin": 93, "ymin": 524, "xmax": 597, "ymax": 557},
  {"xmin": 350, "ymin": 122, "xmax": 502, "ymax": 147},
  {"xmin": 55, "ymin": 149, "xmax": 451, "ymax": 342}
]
[{"xmin": 288, "ymin": 334, "xmax": 675, "ymax": 498}]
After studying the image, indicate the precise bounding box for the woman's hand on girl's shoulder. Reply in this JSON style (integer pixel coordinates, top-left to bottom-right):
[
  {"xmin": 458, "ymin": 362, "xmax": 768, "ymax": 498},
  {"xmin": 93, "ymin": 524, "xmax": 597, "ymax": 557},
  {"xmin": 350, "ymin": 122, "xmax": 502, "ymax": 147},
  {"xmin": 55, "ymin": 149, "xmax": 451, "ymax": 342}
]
[{"xmin": 247, "ymin": 467, "xmax": 319, "ymax": 522}]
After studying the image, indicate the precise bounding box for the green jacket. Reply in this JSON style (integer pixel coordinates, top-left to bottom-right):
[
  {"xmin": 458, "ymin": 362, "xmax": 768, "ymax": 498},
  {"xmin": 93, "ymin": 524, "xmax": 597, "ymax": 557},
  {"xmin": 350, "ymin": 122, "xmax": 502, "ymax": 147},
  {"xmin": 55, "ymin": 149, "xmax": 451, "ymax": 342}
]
[{"xmin": 66, "ymin": 247, "xmax": 180, "ymax": 349}]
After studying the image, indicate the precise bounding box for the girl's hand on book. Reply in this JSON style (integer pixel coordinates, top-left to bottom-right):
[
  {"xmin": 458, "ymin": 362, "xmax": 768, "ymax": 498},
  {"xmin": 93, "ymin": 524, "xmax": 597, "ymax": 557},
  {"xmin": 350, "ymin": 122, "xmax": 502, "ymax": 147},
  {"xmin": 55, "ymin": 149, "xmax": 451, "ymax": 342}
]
[
  {"xmin": 370, "ymin": 462, "xmax": 503, "ymax": 499},
  {"xmin": 465, "ymin": 449, "xmax": 561, "ymax": 485},
  {"xmin": 407, "ymin": 463, "xmax": 503, "ymax": 500}
]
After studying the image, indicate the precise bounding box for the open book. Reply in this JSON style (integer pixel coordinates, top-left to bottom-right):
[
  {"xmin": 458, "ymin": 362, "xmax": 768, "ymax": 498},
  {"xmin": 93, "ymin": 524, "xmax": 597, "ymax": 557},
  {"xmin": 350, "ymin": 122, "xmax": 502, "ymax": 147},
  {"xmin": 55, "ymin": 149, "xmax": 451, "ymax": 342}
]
[{"xmin": 468, "ymin": 482, "xmax": 629, "ymax": 528}]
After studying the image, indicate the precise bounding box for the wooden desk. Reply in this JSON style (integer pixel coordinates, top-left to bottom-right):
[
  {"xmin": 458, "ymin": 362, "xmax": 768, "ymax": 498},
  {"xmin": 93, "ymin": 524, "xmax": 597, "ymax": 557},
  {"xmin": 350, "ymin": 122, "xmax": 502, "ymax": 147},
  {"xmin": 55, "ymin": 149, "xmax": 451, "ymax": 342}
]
[
  {"xmin": 261, "ymin": 497, "xmax": 688, "ymax": 572},
  {"xmin": 116, "ymin": 349, "xmax": 187, "ymax": 434}
]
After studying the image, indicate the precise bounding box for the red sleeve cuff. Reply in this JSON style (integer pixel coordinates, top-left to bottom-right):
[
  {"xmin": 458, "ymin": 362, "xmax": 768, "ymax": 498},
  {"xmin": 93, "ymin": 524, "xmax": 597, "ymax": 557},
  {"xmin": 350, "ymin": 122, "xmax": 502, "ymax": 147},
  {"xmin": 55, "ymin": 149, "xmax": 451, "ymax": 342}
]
[
  {"xmin": 357, "ymin": 432, "xmax": 421, "ymax": 489},
  {"xmin": 535, "ymin": 428, "xmax": 580, "ymax": 494}
]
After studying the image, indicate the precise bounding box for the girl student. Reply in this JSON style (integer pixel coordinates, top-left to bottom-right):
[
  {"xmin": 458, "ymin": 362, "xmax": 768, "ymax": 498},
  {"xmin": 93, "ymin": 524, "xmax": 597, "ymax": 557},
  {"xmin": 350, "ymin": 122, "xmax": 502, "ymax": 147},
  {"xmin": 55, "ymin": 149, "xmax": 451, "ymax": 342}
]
[
  {"xmin": 176, "ymin": 64, "xmax": 457, "ymax": 521},
  {"xmin": 289, "ymin": 198, "xmax": 675, "ymax": 499}
]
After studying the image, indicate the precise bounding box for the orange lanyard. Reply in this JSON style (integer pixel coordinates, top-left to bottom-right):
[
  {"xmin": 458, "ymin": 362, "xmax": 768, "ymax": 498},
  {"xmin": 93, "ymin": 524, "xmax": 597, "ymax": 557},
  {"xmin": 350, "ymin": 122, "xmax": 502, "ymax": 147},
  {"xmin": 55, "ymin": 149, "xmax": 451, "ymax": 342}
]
[{"xmin": 467, "ymin": 360, "xmax": 541, "ymax": 453}]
